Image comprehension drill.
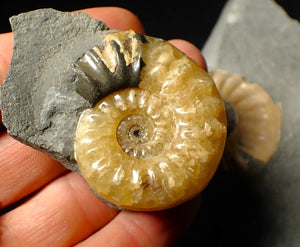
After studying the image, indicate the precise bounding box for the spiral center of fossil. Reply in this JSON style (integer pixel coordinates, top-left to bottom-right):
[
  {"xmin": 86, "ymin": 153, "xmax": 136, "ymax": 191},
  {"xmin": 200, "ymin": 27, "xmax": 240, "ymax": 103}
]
[
  {"xmin": 133, "ymin": 129, "xmax": 142, "ymax": 138},
  {"xmin": 117, "ymin": 115, "xmax": 156, "ymax": 158},
  {"xmin": 130, "ymin": 126, "xmax": 147, "ymax": 143}
]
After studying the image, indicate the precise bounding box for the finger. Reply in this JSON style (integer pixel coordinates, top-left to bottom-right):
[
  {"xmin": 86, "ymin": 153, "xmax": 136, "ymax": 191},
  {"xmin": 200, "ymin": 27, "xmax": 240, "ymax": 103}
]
[
  {"xmin": 168, "ymin": 39, "xmax": 207, "ymax": 71},
  {"xmin": 0, "ymin": 32, "xmax": 13, "ymax": 126},
  {"xmin": 0, "ymin": 7, "xmax": 145, "ymax": 210},
  {"xmin": 76, "ymin": 196, "xmax": 201, "ymax": 247},
  {"xmin": 0, "ymin": 133, "xmax": 67, "ymax": 210},
  {"xmin": 0, "ymin": 172, "xmax": 119, "ymax": 247},
  {"xmin": 79, "ymin": 7, "xmax": 145, "ymax": 34},
  {"xmin": 0, "ymin": 32, "xmax": 13, "ymax": 85},
  {"xmin": 0, "ymin": 112, "xmax": 3, "ymax": 129}
]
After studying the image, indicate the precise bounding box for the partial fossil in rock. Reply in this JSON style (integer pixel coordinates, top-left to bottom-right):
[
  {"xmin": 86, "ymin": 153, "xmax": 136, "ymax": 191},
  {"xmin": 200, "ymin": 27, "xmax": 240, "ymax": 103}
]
[{"xmin": 210, "ymin": 70, "xmax": 281, "ymax": 169}]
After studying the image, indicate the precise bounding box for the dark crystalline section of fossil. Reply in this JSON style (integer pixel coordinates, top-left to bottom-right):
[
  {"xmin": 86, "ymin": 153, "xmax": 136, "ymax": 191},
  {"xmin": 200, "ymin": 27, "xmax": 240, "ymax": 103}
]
[{"xmin": 74, "ymin": 30, "xmax": 146, "ymax": 105}]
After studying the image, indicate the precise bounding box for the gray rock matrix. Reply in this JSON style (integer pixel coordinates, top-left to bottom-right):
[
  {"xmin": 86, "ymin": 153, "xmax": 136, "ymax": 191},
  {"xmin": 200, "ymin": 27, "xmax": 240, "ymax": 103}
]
[{"xmin": 0, "ymin": 9, "xmax": 113, "ymax": 172}]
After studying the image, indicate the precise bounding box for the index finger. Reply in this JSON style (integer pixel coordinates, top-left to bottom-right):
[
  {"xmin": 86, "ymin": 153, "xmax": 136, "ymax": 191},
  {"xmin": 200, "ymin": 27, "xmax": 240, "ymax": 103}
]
[
  {"xmin": 0, "ymin": 32, "xmax": 13, "ymax": 87},
  {"xmin": 0, "ymin": 32, "xmax": 13, "ymax": 126}
]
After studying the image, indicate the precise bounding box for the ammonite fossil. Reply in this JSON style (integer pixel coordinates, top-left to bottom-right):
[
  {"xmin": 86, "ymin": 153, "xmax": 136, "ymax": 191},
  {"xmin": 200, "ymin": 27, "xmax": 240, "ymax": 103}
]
[
  {"xmin": 74, "ymin": 30, "xmax": 227, "ymax": 210},
  {"xmin": 210, "ymin": 70, "xmax": 281, "ymax": 169}
]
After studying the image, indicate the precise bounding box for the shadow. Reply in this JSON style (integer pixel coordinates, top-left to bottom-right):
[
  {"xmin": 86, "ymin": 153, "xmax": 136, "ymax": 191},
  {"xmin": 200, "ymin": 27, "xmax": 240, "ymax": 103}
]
[{"xmin": 176, "ymin": 168, "xmax": 276, "ymax": 247}]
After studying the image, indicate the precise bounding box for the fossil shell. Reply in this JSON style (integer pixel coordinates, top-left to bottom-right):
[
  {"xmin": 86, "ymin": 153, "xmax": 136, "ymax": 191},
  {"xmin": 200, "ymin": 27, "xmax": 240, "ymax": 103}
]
[
  {"xmin": 210, "ymin": 69, "xmax": 281, "ymax": 168},
  {"xmin": 73, "ymin": 30, "xmax": 145, "ymax": 105},
  {"xmin": 74, "ymin": 31, "xmax": 227, "ymax": 211}
]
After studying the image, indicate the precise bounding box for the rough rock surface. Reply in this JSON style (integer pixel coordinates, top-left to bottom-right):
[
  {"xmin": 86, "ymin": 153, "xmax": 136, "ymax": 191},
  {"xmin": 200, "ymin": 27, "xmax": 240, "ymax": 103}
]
[
  {"xmin": 198, "ymin": 0, "xmax": 300, "ymax": 246},
  {"xmin": 0, "ymin": 9, "xmax": 112, "ymax": 171}
]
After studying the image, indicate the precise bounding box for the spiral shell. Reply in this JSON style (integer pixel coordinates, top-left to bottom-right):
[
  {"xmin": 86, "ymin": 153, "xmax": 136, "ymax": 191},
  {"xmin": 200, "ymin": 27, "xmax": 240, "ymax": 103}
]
[
  {"xmin": 210, "ymin": 70, "xmax": 281, "ymax": 168},
  {"xmin": 74, "ymin": 31, "xmax": 227, "ymax": 211}
]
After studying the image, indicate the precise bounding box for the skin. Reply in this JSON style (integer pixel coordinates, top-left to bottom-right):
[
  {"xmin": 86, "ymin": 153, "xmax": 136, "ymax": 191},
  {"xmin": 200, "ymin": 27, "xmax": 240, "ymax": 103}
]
[{"xmin": 0, "ymin": 7, "xmax": 206, "ymax": 247}]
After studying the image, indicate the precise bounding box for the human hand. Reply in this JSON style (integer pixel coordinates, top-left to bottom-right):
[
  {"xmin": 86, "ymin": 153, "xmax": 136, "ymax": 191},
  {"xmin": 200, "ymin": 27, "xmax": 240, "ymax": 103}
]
[{"xmin": 0, "ymin": 7, "xmax": 205, "ymax": 246}]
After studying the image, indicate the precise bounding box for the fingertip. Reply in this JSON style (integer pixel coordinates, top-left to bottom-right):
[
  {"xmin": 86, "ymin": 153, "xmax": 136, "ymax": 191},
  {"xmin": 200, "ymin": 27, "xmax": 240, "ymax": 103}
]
[
  {"xmin": 79, "ymin": 7, "xmax": 145, "ymax": 34},
  {"xmin": 168, "ymin": 39, "xmax": 207, "ymax": 71},
  {"xmin": 0, "ymin": 32, "xmax": 13, "ymax": 85},
  {"xmin": 0, "ymin": 33, "xmax": 13, "ymax": 127}
]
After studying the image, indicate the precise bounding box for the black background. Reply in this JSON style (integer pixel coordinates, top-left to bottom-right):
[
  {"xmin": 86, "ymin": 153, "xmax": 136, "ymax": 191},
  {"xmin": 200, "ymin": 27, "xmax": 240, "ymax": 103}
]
[
  {"xmin": 1, "ymin": 1, "xmax": 299, "ymax": 246},
  {"xmin": 0, "ymin": 0, "xmax": 299, "ymax": 50}
]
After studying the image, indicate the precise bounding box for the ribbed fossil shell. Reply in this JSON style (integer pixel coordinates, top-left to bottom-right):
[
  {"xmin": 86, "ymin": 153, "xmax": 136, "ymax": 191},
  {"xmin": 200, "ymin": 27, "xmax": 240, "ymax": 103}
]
[
  {"xmin": 210, "ymin": 70, "xmax": 281, "ymax": 168},
  {"xmin": 74, "ymin": 31, "xmax": 227, "ymax": 211}
]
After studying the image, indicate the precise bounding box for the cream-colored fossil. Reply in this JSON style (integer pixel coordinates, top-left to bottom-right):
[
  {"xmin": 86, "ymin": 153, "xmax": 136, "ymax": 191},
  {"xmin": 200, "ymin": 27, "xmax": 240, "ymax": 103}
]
[
  {"xmin": 74, "ymin": 31, "xmax": 227, "ymax": 211},
  {"xmin": 210, "ymin": 70, "xmax": 281, "ymax": 169}
]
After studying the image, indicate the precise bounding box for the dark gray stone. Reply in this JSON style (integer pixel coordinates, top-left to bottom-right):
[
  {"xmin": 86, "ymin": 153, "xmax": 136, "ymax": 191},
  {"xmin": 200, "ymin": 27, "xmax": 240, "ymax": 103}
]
[
  {"xmin": 199, "ymin": 0, "xmax": 300, "ymax": 246},
  {"xmin": 0, "ymin": 9, "xmax": 112, "ymax": 171}
]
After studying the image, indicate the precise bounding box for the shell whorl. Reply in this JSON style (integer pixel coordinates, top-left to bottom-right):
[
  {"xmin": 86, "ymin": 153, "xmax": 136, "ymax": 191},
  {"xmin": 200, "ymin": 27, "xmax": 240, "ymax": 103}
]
[
  {"xmin": 210, "ymin": 69, "xmax": 281, "ymax": 167},
  {"xmin": 74, "ymin": 30, "xmax": 145, "ymax": 105},
  {"xmin": 74, "ymin": 31, "xmax": 227, "ymax": 211}
]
